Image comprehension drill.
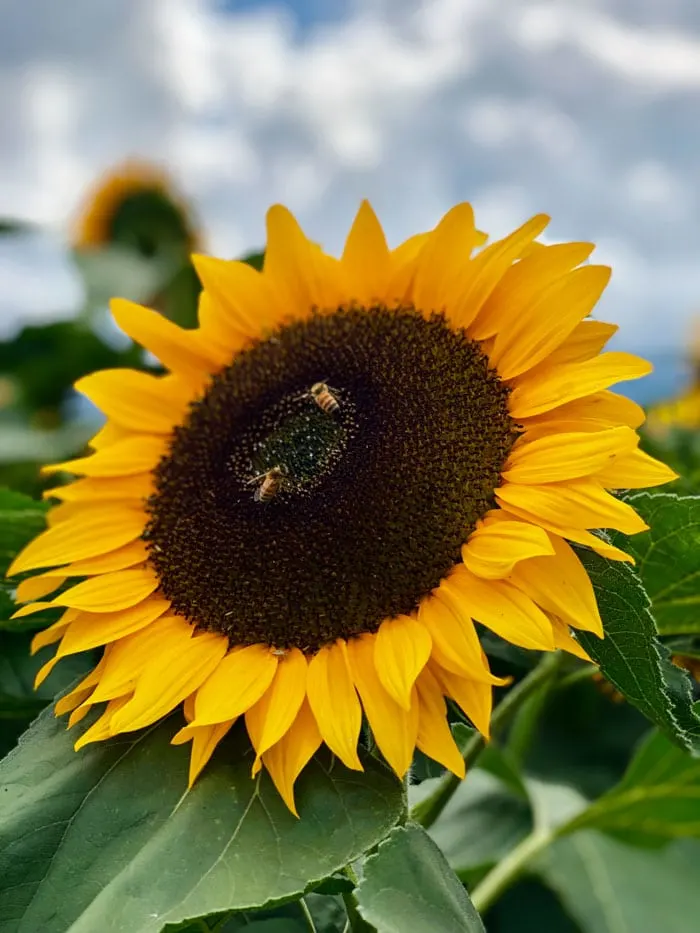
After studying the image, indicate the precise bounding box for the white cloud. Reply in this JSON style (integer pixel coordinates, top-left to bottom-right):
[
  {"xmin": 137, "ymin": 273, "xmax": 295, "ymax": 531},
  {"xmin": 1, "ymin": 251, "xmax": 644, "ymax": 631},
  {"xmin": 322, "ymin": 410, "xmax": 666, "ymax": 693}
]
[{"xmin": 1, "ymin": 0, "xmax": 700, "ymax": 365}]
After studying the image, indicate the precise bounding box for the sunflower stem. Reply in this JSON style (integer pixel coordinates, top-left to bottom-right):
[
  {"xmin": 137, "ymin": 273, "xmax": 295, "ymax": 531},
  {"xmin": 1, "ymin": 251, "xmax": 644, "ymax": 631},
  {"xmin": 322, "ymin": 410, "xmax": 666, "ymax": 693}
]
[
  {"xmin": 470, "ymin": 824, "xmax": 555, "ymax": 915},
  {"xmin": 555, "ymin": 662, "xmax": 598, "ymax": 692},
  {"xmin": 341, "ymin": 866, "xmax": 376, "ymax": 932},
  {"xmin": 411, "ymin": 650, "xmax": 563, "ymax": 830},
  {"xmin": 505, "ymin": 665, "xmax": 557, "ymax": 767},
  {"xmin": 298, "ymin": 897, "xmax": 318, "ymax": 932}
]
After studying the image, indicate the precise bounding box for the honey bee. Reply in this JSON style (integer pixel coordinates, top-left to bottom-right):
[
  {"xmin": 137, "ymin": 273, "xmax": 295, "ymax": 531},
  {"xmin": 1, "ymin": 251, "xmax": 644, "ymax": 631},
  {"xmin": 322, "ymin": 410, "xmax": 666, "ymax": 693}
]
[
  {"xmin": 248, "ymin": 465, "xmax": 287, "ymax": 503},
  {"xmin": 309, "ymin": 382, "xmax": 340, "ymax": 415}
]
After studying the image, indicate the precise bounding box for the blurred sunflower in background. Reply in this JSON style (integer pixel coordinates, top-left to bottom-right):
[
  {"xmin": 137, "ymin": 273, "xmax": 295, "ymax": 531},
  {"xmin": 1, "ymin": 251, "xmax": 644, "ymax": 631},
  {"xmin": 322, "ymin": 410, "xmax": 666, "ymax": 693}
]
[
  {"xmin": 73, "ymin": 158, "xmax": 201, "ymax": 256},
  {"xmin": 8, "ymin": 201, "xmax": 677, "ymax": 815},
  {"xmin": 646, "ymin": 317, "xmax": 700, "ymax": 435}
]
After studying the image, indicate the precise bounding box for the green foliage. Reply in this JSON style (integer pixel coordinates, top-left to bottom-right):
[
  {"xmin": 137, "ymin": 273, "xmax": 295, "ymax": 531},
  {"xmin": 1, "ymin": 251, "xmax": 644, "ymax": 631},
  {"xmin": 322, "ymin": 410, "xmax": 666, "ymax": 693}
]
[
  {"xmin": 0, "ymin": 488, "xmax": 56, "ymax": 631},
  {"xmin": 355, "ymin": 824, "xmax": 486, "ymax": 933},
  {"xmin": 0, "ymin": 320, "xmax": 143, "ymax": 416},
  {"xmin": 640, "ymin": 427, "xmax": 700, "ymax": 495},
  {"xmin": 609, "ymin": 492, "xmax": 700, "ymax": 635},
  {"xmin": 575, "ymin": 545, "xmax": 700, "ymax": 753},
  {"xmin": 566, "ymin": 705, "xmax": 700, "ymax": 843},
  {"xmin": 425, "ymin": 767, "xmax": 531, "ymax": 885},
  {"xmin": 0, "ymin": 709, "xmax": 403, "ymax": 933},
  {"xmin": 538, "ymin": 833, "xmax": 700, "ymax": 933}
]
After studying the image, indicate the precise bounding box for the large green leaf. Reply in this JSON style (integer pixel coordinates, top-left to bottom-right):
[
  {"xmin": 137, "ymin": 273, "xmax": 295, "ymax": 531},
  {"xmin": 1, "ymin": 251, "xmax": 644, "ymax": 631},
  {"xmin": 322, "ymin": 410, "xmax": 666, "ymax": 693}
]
[
  {"xmin": 355, "ymin": 824, "xmax": 486, "ymax": 933},
  {"xmin": 0, "ymin": 708, "xmax": 403, "ymax": 933},
  {"xmin": 576, "ymin": 548, "xmax": 700, "ymax": 753},
  {"xmin": 564, "ymin": 708, "xmax": 700, "ymax": 843},
  {"xmin": 421, "ymin": 767, "xmax": 531, "ymax": 883},
  {"xmin": 538, "ymin": 832, "xmax": 700, "ymax": 933},
  {"xmin": 612, "ymin": 493, "xmax": 700, "ymax": 635}
]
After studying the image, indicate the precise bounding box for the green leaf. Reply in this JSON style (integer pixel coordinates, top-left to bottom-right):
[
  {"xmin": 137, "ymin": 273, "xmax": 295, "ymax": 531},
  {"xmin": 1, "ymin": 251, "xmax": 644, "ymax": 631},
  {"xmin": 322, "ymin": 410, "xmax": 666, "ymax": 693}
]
[
  {"xmin": 538, "ymin": 831, "xmax": 700, "ymax": 933},
  {"xmin": 0, "ymin": 629, "xmax": 96, "ymax": 756},
  {"xmin": 355, "ymin": 823, "xmax": 486, "ymax": 933},
  {"xmin": 612, "ymin": 492, "xmax": 700, "ymax": 635},
  {"xmin": 563, "ymin": 707, "xmax": 700, "ymax": 843},
  {"xmin": 425, "ymin": 768, "xmax": 531, "ymax": 883},
  {"xmin": 0, "ymin": 488, "xmax": 56, "ymax": 631},
  {"xmin": 0, "ymin": 708, "xmax": 403, "ymax": 933},
  {"xmin": 575, "ymin": 548, "xmax": 700, "ymax": 753}
]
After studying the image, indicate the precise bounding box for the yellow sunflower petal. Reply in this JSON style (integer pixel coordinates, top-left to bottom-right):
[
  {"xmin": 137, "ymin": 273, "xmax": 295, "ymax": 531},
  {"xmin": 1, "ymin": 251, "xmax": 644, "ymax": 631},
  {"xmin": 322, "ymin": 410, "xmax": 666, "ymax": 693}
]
[
  {"xmin": 74, "ymin": 696, "xmax": 131, "ymax": 751},
  {"xmin": 87, "ymin": 421, "xmax": 134, "ymax": 450},
  {"xmin": 86, "ymin": 614, "xmax": 194, "ymax": 705},
  {"xmin": 508, "ymin": 532, "xmax": 602, "ymax": 635},
  {"xmin": 502, "ymin": 426, "xmax": 638, "ymax": 485},
  {"xmin": 8, "ymin": 507, "xmax": 145, "ymax": 575},
  {"xmin": 45, "ymin": 567, "xmax": 159, "ymax": 613},
  {"xmin": 192, "ymin": 254, "xmax": 286, "ymax": 335},
  {"xmin": 509, "ymin": 352, "xmax": 652, "ymax": 419},
  {"xmin": 412, "ymin": 203, "xmax": 478, "ymax": 313},
  {"xmin": 496, "ymin": 480, "xmax": 649, "ymax": 536},
  {"xmin": 520, "ymin": 390, "xmax": 646, "ymax": 431},
  {"xmin": 461, "ymin": 519, "xmax": 554, "ymax": 579},
  {"xmin": 110, "ymin": 298, "xmax": 216, "ymax": 386},
  {"xmin": 42, "ymin": 436, "xmax": 167, "ymax": 479},
  {"xmin": 450, "ymin": 214, "xmax": 550, "ymax": 329},
  {"xmin": 261, "ymin": 699, "xmax": 322, "ymax": 818},
  {"xmin": 34, "ymin": 654, "xmax": 61, "ymax": 688},
  {"xmin": 192, "ymin": 645, "xmax": 278, "ymax": 727},
  {"xmin": 54, "ymin": 656, "xmax": 108, "ymax": 716},
  {"xmin": 593, "ymin": 447, "xmax": 678, "ymax": 489},
  {"xmin": 385, "ymin": 233, "xmax": 430, "ymax": 304},
  {"xmin": 374, "ymin": 614, "xmax": 431, "ymax": 710},
  {"xmin": 15, "ymin": 574, "xmax": 64, "ymax": 602},
  {"xmin": 346, "ymin": 634, "xmax": 419, "ymax": 778},
  {"xmin": 472, "ymin": 241, "xmax": 595, "ymax": 340},
  {"xmin": 414, "ymin": 666, "xmax": 465, "ymax": 778},
  {"xmin": 264, "ymin": 205, "xmax": 344, "ymax": 311},
  {"xmin": 490, "ymin": 500, "xmax": 634, "ymax": 564},
  {"xmin": 540, "ymin": 320, "xmax": 618, "ymax": 367},
  {"xmin": 30, "ymin": 614, "xmax": 74, "ymax": 655},
  {"xmin": 431, "ymin": 663, "xmax": 494, "ymax": 738},
  {"xmin": 109, "ymin": 630, "xmax": 228, "ymax": 735},
  {"xmin": 551, "ymin": 617, "xmax": 593, "ymax": 661},
  {"xmin": 490, "ymin": 266, "xmax": 611, "ymax": 380},
  {"xmin": 43, "ymin": 473, "xmax": 154, "ymax": 503},
  {"xmin": 182, "ymin": 720, "xmax": 236, "ymax": 787},
  {"xmin": 74, "ymin": 370, "xmax": 192, "ymax": 433},
  {"xmin": 56, "ymin": 598, "xmax": 171, "ymax": 656},
  {"xmin": 42, "ymin": 540, "xmax": 149, "ymax": 577},
  {"xmin": 448, "ymin": 566, "xmax": 556, "ymax": 650},
  {"xmin": 341, "ymin": 200, "xmax": 391, "ymax": 304},
  {"xmin": 245, "ymin": 648, "xmax": 308, "ymax": 763},
  {"xmin": 418, "ymin": 589, "xmax": 497, "ymax": 682},
  {"xmin": 306, "ymin": 639, "xmax": 363, "ymax": 771},
  {"xmin": 196, "ymin": 291, "xmax": 249, "ymax": 362}
]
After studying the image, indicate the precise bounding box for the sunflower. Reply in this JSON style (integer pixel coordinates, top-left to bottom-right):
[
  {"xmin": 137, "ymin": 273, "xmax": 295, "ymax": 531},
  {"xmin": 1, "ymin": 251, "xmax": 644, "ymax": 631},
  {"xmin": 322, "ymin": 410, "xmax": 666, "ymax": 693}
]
[
  {"xmin": 72, "ymin": 158, "xmax": 200, "ymax": 254},
  {"xmin": 10, "ymin": 202, "xmax": 676, "ymax": 815}
]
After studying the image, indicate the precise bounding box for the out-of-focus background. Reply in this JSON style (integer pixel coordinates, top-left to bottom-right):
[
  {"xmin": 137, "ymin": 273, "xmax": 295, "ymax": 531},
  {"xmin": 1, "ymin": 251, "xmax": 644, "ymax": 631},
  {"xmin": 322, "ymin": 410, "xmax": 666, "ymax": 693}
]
[{"xmin": 1, "ymin": 0, "xmax": 700, "ymax": 489}]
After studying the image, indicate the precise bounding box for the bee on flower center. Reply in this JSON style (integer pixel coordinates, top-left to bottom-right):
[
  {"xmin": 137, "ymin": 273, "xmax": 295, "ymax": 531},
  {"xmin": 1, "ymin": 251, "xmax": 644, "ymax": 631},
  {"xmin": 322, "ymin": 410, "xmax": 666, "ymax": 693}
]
[
  {"xmin": 248, "ymin": 465, "xmax": 287, "ymax": 503},
  {"xmin": 308, "ymin": 382, "xmax": 340, "ymax": 415}
]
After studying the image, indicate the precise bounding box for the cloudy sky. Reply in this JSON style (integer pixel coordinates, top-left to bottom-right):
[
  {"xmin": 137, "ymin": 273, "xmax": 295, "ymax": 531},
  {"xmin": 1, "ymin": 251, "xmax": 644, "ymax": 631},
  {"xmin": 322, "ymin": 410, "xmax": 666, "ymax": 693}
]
[{"xmin": 2, "ymin": 0, "xmax": 700, "ymax": 397}]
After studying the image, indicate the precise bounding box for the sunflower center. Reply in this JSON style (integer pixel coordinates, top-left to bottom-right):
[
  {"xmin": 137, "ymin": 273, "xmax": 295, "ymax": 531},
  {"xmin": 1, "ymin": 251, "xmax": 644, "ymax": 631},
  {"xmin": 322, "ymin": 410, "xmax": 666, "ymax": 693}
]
[{"xmin": 146, "ymin": 305, "xmax": 518, "ymax": 652}]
